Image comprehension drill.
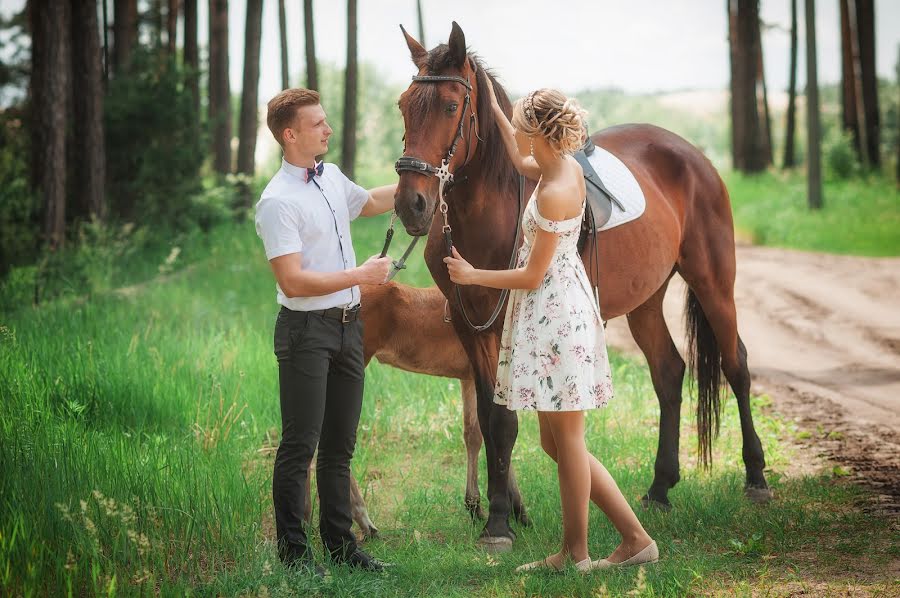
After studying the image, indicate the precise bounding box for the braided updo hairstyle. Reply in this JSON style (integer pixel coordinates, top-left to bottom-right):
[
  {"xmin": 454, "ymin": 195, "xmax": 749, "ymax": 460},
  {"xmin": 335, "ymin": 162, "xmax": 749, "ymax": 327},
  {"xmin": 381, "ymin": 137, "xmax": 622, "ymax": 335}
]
[{"xmin": 511, "ymin": 88, "xmax": 588, "ymax": 155}]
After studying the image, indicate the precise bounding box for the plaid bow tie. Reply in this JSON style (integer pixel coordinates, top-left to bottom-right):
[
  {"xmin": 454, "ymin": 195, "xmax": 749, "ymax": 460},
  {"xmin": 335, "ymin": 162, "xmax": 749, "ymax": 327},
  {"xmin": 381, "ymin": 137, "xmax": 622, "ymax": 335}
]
[{"xmin": 304, "ymin": 161, "xmax": 324, "ymax": 183}]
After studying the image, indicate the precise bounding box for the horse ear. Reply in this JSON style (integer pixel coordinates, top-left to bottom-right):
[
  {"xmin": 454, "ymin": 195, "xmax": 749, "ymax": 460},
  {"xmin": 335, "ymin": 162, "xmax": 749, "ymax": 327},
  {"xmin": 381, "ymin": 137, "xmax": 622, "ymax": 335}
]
[
  {"xmin": 448, "ymin": 21, "xmax": 467, "ymax": 68},
  {"xmin": 400, "ymin": 24, "xmax": 428, "ymax": 68}
]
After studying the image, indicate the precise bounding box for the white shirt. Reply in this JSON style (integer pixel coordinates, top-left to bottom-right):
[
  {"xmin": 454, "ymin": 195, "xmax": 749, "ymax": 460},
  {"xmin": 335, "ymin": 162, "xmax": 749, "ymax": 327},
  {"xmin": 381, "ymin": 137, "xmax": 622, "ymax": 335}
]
[{"xmin": 255, "ymin": 158, "xmax": 369, "ymax": 311}]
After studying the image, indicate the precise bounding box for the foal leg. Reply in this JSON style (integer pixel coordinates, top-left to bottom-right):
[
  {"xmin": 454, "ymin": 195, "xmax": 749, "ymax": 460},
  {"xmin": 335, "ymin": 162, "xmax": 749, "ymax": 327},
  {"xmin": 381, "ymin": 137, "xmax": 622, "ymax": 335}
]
[
  {"xmin": 349, "ymin": 474, "xmax": 378, "ymax": 539},
  {"xmin": 461, "ymin": 378, "xmax": 486, "ymax": 521},
  {"xmin": 626, "ymin": 280, "xmax": 686, "ymax": 510}
]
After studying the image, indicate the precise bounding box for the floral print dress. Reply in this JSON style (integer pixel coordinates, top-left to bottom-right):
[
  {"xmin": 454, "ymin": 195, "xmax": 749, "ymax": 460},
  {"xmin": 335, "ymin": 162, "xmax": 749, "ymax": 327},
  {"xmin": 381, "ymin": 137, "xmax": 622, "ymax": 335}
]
[{"xmin": 493, "ymin": 188, "xmax": 614, "ymax": 412}]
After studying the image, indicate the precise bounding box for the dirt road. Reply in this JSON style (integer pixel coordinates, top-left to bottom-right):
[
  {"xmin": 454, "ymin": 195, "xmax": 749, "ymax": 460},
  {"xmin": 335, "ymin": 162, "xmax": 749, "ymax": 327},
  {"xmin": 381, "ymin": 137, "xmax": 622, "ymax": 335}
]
[{"xmin": 604, "ymin": 244, "xmax": 900, "ymax": 513}]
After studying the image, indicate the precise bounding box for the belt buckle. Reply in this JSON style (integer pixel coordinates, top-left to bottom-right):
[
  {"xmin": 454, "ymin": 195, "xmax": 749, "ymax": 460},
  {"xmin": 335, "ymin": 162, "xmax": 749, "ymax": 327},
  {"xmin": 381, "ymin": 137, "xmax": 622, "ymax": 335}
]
[{"xmin": 341, "ymin": 307, "xmax": 352, "ymax": 323}]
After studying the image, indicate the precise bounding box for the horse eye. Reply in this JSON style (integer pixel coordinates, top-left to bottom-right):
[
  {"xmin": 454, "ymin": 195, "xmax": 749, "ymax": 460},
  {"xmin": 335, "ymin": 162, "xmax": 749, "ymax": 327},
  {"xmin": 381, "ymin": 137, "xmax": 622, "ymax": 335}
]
[{"xmin": 446, "ymin": 102, "xmax": 458, "ymax": 114}]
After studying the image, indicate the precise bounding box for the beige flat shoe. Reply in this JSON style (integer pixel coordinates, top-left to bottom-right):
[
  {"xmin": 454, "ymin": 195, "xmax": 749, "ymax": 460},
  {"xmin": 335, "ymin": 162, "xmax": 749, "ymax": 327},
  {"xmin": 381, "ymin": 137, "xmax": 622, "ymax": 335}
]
[
  {"xmin": 591, "ymin": 540, "xmax": 659, "ymax": 570},
  {"xmin": 515, "ymin": 556, "xmax": 593, "ymax": 573},
  {"xmin": 515, "ymin": 557, "xmax": 564, "ymax": 573}
]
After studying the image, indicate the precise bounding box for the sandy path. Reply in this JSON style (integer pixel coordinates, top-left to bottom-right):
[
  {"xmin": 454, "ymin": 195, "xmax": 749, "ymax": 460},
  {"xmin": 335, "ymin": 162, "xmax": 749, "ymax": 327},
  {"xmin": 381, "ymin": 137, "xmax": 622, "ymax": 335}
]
[{"xmin": 604, "ymin": 244, "xmax": 900, "ymax": 513}]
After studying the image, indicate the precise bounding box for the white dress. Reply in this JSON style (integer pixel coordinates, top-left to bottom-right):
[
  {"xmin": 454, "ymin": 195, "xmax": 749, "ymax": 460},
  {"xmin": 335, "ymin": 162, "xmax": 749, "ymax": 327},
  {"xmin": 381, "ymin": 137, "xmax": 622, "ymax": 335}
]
[{"xmin": 493, "ymin": 189, "xmax": 614, "ymax": 412}]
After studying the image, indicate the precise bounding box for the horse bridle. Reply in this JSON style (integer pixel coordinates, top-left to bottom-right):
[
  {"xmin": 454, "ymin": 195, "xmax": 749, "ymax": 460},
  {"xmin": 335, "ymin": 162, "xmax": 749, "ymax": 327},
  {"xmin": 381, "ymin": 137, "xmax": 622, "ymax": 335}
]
[{"xmin": 385, "ymin": 71, "xmax": 524, "ymax": 333}]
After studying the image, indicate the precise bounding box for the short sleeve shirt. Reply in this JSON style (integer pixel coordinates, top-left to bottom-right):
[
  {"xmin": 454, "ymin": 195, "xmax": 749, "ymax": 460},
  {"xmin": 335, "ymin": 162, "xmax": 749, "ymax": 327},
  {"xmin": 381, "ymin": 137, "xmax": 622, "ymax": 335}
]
[{"xmin": 255, "ymin": 158, "xmax": 369, "ymax": 311}]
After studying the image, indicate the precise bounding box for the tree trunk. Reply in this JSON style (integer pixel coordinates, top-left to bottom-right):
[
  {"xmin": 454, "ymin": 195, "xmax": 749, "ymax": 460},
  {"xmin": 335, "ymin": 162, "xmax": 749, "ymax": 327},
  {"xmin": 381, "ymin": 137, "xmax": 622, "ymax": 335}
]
[
  {"xmin": 208, "ymin": 0, "xmax": 232, "ymax": 174},
  {"xmin": 728, "ymin": 0, "xmax": 767, "ymax": 172},
  {"xmin": 237, "ymin": 0, "xmax": 263, "ymax": 176},
  {"xmin": 840, "ymin": 0, "xmax": 880, "ymax": 168},
  {"xmin": 30, "ymin": 0, "xmax": 72, "ymax": 250},
  {"xmin": 278, "ymin": 0, "xmax": 289, "ymax": 89},
  {"xmin": 855, "ymin": 0, "xmax": 879, "ymax": 168},
  {"xmin": 304, "ymin": 0, "xmax": 318, "ymax": 90},
  {"xmin": 71, "ymin": 0, "xmax": 106, "ymax": 222},
  {"xmin": 805, "ymin": 0, "xmax": 822, "ymax": 210},
  {"xmin": 167, "ymin": 0, "xmax": 178, "ymax": 55},
  {"xmin": 101, "ymin": 0, "xmax": 109, "ymax": 82},
  {"xmin": 416, "ymin": 0, "xmax": 425, "ymax": 47},
  {"xmin": 757, "ymin": 37, "xmax": 773, "ymax": 165},
  {"xmin": 183, "ymin": 0, "xmax": 199, "ymax": 116},
  {"xmin": 112, "ymin": 0, "xmax": 137, "ymax": 75},
  {"xmin": 341, "ymin": 0, "xmax": 357, "ymax": 179},
  {"xmin": 783, "ymin": 0, "xmax": 798, "ymax": 168}
]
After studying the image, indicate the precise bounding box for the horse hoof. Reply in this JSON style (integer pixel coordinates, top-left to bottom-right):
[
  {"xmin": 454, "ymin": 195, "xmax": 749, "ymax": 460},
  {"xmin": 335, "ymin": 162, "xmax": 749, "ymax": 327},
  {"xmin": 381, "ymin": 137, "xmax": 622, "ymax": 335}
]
[
  {"xmin": 745, "ymin": 486, "xmax": 774, "ymax": 504},
  {"xmin": 640, "ymin": 495, "xmax": 673, "ymax": 512},
  {"xmin": 516, "ymin": 513, "xmax": 532, "ymax": 527},
  {"xmin": 476, "ymin": 535, "xmax": 514, "ymax": 553},
  {"xmin": 466, "ymin": 501, "xmax": 486, "ymax": 522}
]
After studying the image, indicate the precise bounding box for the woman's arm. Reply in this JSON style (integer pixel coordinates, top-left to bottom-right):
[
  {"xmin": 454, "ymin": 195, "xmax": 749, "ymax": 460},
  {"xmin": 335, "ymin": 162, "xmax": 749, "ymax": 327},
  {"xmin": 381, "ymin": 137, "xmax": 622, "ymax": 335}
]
[
  {"xmin": 487, "ymin": 82, "xmax": 542, "ymax": 181},
  {"xmin": 444, "ymin": 189, "xmax": 573, "ymax": 291}
]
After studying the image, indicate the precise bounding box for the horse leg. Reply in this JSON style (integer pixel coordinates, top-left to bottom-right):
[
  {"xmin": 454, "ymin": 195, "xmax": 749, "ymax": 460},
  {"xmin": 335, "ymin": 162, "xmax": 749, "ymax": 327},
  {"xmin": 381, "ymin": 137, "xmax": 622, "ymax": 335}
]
[
  {"xmin": 680, "ymin": 272, "xmax": 771, "ymax": 501},
  {"xmin": 694, "ymin": 288, "xmax": 770, "ymax": 500},
  {"xmin": 461, "ymin": 377, "xmax": 486, "ymax": 521},
  {"xmin": 626, "ymin": 278, "xmax": 686, "ymax": 511},
  {"xmin": 466, "ymin": 342, "xmax": 518, "ymax": 551},
  {"xmin": 349, "ymin": 473, "xmax": 378, "ymax": 538},
  {"xmin": 507, "ymin": 464, "xmax": 530, "ymax": 526}
]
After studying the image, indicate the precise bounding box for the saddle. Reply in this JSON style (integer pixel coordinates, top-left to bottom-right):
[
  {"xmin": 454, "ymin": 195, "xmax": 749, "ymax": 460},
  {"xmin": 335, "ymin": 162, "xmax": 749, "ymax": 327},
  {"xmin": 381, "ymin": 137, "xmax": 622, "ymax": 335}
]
[{"xmin": 576, "ymin": 133, "xmax": 625, "ymax": 242}]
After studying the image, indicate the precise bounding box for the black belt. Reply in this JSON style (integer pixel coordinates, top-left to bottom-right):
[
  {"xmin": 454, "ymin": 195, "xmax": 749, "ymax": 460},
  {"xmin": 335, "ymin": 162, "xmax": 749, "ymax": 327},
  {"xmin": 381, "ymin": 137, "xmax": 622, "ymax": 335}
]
[{"xmin": 309, "ymin": 304, "xmax": 360, "ymax": 323}]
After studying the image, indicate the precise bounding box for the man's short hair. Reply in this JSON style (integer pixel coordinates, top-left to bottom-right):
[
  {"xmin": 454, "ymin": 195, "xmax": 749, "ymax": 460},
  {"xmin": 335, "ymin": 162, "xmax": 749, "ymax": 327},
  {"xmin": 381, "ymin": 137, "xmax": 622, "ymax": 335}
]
[{"xmin": 266, "ymin": 88, "xmax": 321, "ymax": 146}]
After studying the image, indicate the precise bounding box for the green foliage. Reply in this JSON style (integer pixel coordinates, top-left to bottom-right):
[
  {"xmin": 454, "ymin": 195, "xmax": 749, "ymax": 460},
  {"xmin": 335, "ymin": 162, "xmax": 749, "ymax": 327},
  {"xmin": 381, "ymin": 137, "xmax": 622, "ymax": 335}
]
[
  {"xmin": 823, "ymin": 126, "xmax": 862, "ymax": 180},
  {"xmin": 104, "ymin": 48, "xmax": 206, "ymax": 227},
  {"xmin": 0, "ymin": 109, "xmax": 38, "ymax": 276}
]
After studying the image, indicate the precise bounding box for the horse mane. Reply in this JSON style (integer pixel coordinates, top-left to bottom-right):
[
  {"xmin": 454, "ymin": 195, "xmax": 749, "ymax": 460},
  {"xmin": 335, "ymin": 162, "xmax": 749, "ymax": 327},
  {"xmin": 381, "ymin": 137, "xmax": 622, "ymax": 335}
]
[{"xmin": 404, "ymin": 45, "xmax": 519, "ymax": 197}]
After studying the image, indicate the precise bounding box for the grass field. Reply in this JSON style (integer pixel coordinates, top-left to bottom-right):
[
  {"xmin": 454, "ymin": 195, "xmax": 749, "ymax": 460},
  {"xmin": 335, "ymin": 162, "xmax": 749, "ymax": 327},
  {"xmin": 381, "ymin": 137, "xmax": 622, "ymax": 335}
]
[
  {"xmin": 2, "ymin": 207, "xmax": 897, "ymax": 597},
  {"xmin": 725, "ymin": 170, "xmax": 900, "ymax": 257}
]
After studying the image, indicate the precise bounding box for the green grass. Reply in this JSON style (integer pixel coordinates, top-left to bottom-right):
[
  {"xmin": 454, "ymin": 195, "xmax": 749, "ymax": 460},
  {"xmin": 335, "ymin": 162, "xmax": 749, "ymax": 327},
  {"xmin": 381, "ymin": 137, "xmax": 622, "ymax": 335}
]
[
  {"xmin": 1, "ymin": 213, "xmax": 896, "ymax": 597},
  {"xmin": 725, "ymin": 170, "xmax": 900, "ymax": 257}
]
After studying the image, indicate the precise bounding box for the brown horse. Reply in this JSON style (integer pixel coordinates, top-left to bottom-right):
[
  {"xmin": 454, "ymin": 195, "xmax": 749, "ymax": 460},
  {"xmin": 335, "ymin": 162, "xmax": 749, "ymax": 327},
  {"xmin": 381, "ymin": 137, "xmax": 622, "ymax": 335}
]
[
  {"xmin": 303, "ymin": 282, "xmax": 528, "ymax": 537},
  {"xmin": 393, "ymin": 22, "xmax": 772, "ymax": 549}
]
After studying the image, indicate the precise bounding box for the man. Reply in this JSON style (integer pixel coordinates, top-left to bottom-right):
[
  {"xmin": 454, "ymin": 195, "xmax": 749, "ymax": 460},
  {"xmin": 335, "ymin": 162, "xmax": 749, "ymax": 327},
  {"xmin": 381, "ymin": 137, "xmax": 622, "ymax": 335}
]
[{"xmin": 255, "ymin": 88, "xmax": 396, "ymax": 577}]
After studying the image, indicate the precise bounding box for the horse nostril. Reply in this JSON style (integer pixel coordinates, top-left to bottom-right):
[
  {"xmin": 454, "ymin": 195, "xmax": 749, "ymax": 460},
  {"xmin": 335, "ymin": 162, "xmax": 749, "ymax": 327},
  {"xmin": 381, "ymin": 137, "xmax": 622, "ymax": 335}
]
[{"xmin": 414, "ymin": 193, "xmax": 426, "ymax": 214}]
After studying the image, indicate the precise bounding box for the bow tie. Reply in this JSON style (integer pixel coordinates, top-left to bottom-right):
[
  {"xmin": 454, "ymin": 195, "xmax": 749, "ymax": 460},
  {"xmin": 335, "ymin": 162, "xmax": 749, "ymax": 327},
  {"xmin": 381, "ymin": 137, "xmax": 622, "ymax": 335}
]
[{"xmin": 304, "ymin": 161, "xmax": 324, "ymax": 183}]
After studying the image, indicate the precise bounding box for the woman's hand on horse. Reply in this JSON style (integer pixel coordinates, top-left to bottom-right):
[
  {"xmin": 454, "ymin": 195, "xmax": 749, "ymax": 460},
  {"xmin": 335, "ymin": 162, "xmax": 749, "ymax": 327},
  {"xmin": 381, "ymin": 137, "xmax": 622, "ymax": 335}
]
[
  {"xmin": 486, "ymin": 80, "xmax": 499, "ymax": 109},
  {"xmin": 444, "ymin": 246, "xmax": 476, "ymax": 285}
]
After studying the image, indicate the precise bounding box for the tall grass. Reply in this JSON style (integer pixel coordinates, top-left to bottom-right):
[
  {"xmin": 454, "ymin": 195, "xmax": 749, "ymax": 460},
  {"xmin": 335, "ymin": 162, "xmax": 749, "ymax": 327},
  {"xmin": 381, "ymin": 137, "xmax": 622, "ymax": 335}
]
[{"xmin": 1, "ymin": 211, "xmax": 895, "ymax": 596}]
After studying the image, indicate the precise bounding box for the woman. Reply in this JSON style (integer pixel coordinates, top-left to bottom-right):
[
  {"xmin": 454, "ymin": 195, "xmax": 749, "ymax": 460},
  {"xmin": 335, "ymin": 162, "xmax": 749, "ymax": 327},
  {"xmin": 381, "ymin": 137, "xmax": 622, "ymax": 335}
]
[{"xmin": 444, "ymin": 86, "xmax": 658, "ymax": 572}]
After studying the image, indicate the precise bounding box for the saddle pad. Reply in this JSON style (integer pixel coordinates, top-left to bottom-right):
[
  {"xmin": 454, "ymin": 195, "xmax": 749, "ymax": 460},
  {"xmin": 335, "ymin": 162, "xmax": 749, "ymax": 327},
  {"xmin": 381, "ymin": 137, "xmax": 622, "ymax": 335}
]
[{"xmin": 586, "ymin": 146, "xmax": 646, "ymax": 231}]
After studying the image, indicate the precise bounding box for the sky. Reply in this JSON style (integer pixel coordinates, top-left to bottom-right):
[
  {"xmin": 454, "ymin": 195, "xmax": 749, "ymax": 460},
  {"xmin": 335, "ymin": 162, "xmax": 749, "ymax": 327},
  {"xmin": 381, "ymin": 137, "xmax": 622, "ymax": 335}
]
[{"xmin": 1, "ymin": 0, "xmax": 898, "ymax": 100}]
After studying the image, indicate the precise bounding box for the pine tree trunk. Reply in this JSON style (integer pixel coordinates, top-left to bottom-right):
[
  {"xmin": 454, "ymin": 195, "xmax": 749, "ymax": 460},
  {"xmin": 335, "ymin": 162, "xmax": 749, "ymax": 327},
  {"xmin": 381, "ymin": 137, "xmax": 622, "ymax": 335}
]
[
  {"xmin": 208, "ymin": 0, "xmax": 232, "ymax": 174},
  {"xmin": 304, "ymin": 0, "xmax": 318, "ymax": 90},
  {"xmin": 183, "ymin": 0, "xmax": 199, "ymax": 116},
  {"xmin": 728, "ymin": 0, "xmax": 767, "ymax": 172},
  {"xmin": 71, "ymin": 0, "xmax": 107, "ymax": 222},
  {"xmin": 783, "ymin": 0, "xmax": 798, "ymax": 168},
  {"xmin": 279, "ymin": 0, "xmax": 289, "ymax": 89},
  {"xmin": 112, "ymin": 0, "xmax": 137, "ymax": 75},
  {"xmin": 341, "ymin": 0, "xmax": 357, "ymax": 179},
  {"xmin": 855, "ymin": 0, "xmax": 880, "ymax": 167},
  {"xmin": 237, "ymin": 0, "xmax": 263, "ymax": 176},
  {"xmin": 30, "ymin": 0, "xmax": 72, "ymax": 249},
  {"xmin": 757, "ymin": 40, "xmax": 773, "ymax": 165},
  {"xmin": 805, "ymin": 0, "xmax": 822, "ymax": 209},
  {"xmin": 416, "ymin": 0, "xmax": 425, "ymax": 46},
  {"xmin": 167, "ymin": 0, "xmax": 178, "ymax": 55}
]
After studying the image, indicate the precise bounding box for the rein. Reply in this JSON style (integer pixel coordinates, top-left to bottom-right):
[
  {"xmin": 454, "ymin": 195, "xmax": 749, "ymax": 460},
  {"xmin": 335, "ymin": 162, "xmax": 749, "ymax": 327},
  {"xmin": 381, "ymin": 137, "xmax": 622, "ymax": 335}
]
[{"xmin": 387, "ymin": 71, "xmax": 523, "ymax": 332}]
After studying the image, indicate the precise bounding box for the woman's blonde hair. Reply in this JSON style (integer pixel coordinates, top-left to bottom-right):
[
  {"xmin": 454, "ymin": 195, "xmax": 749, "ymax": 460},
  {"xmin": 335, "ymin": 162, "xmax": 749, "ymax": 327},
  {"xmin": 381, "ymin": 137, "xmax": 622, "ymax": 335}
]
[{"xmin": 511, "ymin": 88, "xmax": 588, "ymax": 155}]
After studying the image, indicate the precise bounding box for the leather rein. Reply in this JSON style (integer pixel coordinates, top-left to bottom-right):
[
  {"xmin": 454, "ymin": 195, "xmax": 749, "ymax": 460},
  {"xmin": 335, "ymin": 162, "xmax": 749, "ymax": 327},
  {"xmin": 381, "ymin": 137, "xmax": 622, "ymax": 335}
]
[{"xmin": 386, "ymin": 72, "xmax": 524, "ymax": 332}]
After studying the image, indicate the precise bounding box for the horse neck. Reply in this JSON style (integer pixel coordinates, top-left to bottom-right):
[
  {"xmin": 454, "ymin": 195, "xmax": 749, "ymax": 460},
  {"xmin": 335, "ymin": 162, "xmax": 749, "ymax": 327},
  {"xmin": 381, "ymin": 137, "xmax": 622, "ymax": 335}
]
[{"xmin": 447, "ymin": 158, "xmax": 521, "ymax": 269}]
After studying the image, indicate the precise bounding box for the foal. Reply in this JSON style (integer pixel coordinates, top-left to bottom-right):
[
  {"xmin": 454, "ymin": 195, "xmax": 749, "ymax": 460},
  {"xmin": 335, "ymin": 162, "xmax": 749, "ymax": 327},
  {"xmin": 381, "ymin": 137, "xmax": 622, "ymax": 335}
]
[{"xmin": 304, "ymin": 282, "xmax": 525, "ymax": 537}]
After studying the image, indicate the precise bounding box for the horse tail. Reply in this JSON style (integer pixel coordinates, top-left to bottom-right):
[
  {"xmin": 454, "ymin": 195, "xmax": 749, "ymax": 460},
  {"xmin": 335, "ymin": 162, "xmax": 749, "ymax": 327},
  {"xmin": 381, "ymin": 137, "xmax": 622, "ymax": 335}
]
[{"xmin": 684, "ymin": 286, "xmax": 724, "ymax": 468}]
